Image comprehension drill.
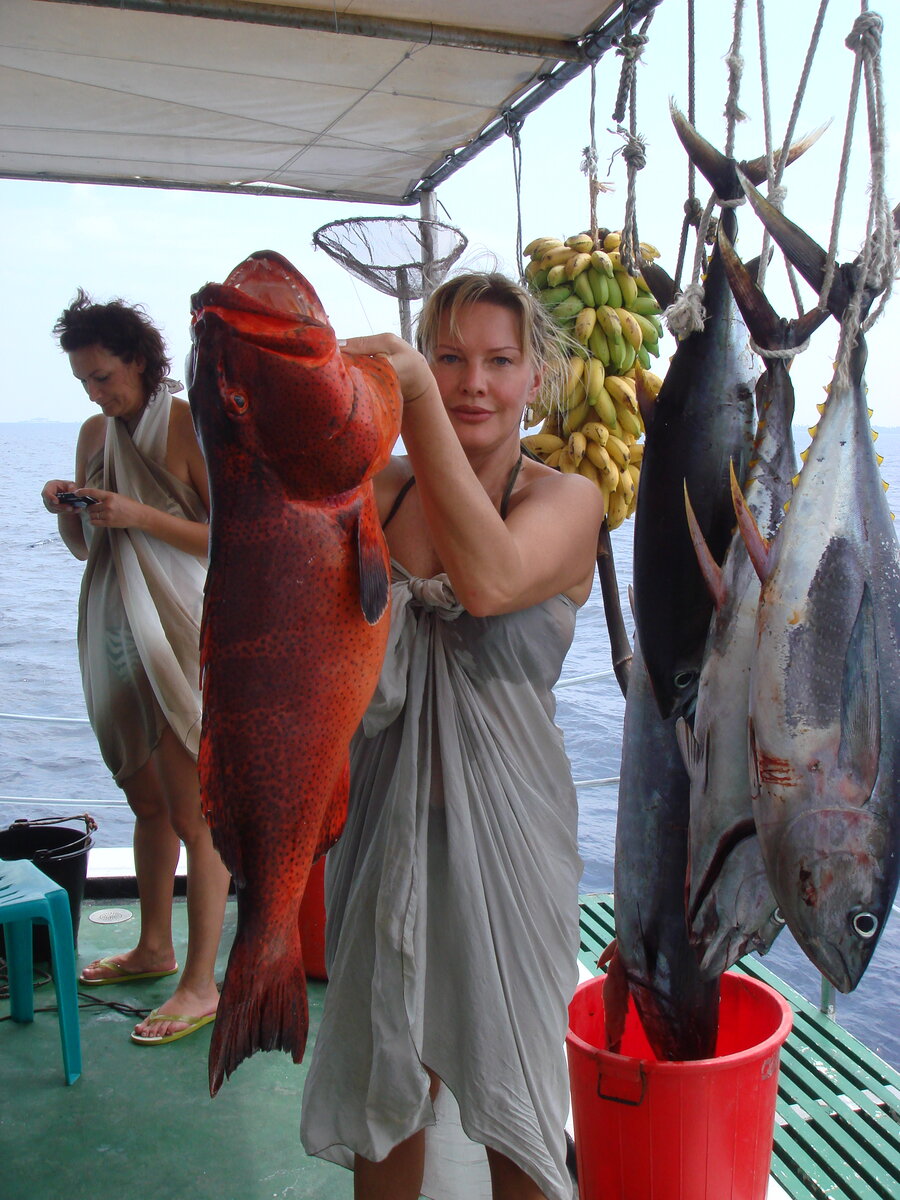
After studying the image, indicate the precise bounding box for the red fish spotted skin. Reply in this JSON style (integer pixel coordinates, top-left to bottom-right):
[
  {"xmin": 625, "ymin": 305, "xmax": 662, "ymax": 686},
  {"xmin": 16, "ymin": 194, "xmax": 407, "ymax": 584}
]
[{"xmin": 187, "ymin": 251, "xmax": 402, "ymax": 1096}]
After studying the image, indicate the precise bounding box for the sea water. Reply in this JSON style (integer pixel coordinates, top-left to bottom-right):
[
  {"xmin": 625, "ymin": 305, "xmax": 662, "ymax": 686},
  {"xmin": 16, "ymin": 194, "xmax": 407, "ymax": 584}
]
[{"xmin": 3, "ymin": 419, "xmax": 899, "ymax": 1069}]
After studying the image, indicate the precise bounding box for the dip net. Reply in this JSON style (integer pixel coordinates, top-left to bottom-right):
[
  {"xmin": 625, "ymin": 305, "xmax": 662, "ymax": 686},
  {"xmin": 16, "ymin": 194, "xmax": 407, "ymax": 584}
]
[{"xmin": 313, "ymin": 215, "xmax": 468, "ymax": 340}]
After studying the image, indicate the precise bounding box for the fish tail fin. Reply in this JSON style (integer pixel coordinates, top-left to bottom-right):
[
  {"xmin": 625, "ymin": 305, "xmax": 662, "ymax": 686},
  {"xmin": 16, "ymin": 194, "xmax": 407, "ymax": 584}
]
[
  {"xmin": 683, "ymin": 483, "xmax": 726, "ymax": 608},
  {"xmin": 601, "ymin": 944, "xmax": 629, "ymax": 1054},
  {"xmin": 208, "ymin": 922, "xmax": 308, "ymax": 1097}
]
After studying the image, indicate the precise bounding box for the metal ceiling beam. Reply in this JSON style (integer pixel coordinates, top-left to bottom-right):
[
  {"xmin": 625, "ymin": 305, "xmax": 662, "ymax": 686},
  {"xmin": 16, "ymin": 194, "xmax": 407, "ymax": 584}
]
[
  {"xmin": 37, "ymin": 0, "xmax": 588, "ymax": 61},
  {"xmin": 410, "ymin": 0, "xmax": 664, "ymax": 200}
]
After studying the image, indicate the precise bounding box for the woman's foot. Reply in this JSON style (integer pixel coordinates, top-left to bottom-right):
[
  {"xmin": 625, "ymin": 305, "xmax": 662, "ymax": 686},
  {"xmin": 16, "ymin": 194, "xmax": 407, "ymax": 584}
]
[
  {"xmin": 131, "ymin": 982, "xmax": 220, "ymax": 1042},
  {"xmin": 78, "ymin": 951, "xmax": 178, "ymax": 986}
]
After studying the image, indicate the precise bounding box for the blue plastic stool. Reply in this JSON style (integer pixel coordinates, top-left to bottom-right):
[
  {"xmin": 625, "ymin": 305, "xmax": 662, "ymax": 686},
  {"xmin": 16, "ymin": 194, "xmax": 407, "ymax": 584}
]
[{"xmin": 0, "ymin": 857, "xmax": 82, "ymax": 1084}]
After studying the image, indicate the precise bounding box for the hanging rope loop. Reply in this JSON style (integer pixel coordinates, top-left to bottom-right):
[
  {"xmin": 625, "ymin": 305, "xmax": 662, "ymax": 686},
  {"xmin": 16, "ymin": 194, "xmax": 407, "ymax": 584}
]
[
  {"xmin": 611, "ymin": 31, "xmax": 649, "ymax": 124},
  {"xmin": 503, "ymin": 109, "xmax": 526, "ymax": 280}
]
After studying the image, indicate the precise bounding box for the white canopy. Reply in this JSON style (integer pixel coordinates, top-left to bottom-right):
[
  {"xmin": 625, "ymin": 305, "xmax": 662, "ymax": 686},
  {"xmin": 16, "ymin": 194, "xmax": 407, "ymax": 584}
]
[{"xmin": 0, "ymin": 0, "xmax": 661, "ymax": 204}]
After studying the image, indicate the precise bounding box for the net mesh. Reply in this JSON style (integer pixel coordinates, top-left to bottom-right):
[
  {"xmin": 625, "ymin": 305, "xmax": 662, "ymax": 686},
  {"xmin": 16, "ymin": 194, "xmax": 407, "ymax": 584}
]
[{"xmin": 312, "ymin": 216, "xmax": 468, "ymax": 301}]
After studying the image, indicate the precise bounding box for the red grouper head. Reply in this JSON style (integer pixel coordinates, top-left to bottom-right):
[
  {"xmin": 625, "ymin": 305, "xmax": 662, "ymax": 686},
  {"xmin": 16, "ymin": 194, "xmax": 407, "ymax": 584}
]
[{"xmin": 187, "ymin": 250, "xmax": 402, "ymax": 500}]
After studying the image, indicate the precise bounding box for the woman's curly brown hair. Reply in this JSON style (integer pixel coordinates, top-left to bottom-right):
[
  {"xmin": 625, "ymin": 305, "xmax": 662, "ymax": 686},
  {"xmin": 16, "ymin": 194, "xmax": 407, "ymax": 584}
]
[{"xmin": 53, "ymin": 289, "xmax": 171, "ymax": 400}]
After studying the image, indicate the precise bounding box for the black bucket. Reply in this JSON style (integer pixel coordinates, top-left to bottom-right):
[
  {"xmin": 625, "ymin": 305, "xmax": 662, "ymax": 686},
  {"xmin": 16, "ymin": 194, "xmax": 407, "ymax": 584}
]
[{"xmin": 0, "ymin": 814, "xmax": 97, "ymax": 961}]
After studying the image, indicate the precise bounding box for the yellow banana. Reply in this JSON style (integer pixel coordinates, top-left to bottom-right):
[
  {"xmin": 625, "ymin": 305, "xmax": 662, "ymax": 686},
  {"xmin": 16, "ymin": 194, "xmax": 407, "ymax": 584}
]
[
  {"xmin": 558, "ymin": 449, "xmax": 579, "ymax": 474},
  {"xmin": 590, "ymin": 249, "xmax": 615, "ymax": 277},
  {"xmin": 584, "ymin": 357, "xmax": 606, "ymax": 403},
  {"xmin": 639, "ymin": 240, "xmax": 661, "ymax": 261},
  {"xmin": 522, "ymin": 432, "xmax": 566, "ymax": 456},
  {"xmin": 577, "ymin": 456, "xmax": 602, "ymax": 485},
  {"xmin": 634, "ymin": 367, "xmax": 664, "ymax": 401},
  {"xmin": 585, "ymin": 441, "xmax": 614, "ymax": 478},
  {"xmin": 574, "ymin": 305, "xmax": 598, "ymax": 345},
  {"xmin": 562, "ymin": 377, "xmax": 587, "ymax": 413},
  {"xmin": 617, "ymin": 467, "xmax": 635, "ymax": 505},
  {"xmin": 568, "ymin": 431, "xmax": 588, "ymax": 464},
  {"xmin": 613, "ymin": 401, "xmax": 643, "ymax": 438},
  {"xmin": 546, "ymin": 263, "xmax": 569, "ymax": 288},
  {"xmin": 581, "ymin": 420, "xmax": 609, "ymax": 447},
  {"xmin": 540, "ymin": 245, "xmax": 578, "ymax": 270},
  {"xmin": 605, "ymin": 488, "xmax": 627, "ymax": 530},
  {"xmin": 565, "ymin": 354, "xmax": 586, "ymax": 397},
  {"xmin": 573, "ymin": 271, "xmax": 596, "ymax": 307},
  {"xmin": 604, "ymin": 374, "xmax": 638, "ymax": 411},
  {"xmin": 603, "ymin": 230, "xmax": 622, "ymax": 252},
  {"xmin": 626, "ymin": 462, "xmax": 642, "ymax": 494},
  {"xmin": 614, "ymin": 269, "xmax": 639, "ymax": 309},
  {"xmin": 595, "ymin": 305, "xmax": 624, "ymax": 343},
  {"xmin": 562, "ymin": 398, "xmax": 593, "ymax": 435},
  {"xmin": 592, "ymin": 385, "xmax": 619, "ymax": 429},
  {"xmin": 565, "ymin": 252, "xmax": 593, "ymax": 280},
  {"xmin": 627, "ymin": 441, "xmax": 645, "ymax": 464},
  {"xmin": 565, "ymin": 233, "xmax": 595, "ymax": 253},
  {"xmin": 588, "ymin": 324, "xmax": 611, "ymax": 366},
  {"xmin": 544, "ymin": 448, "xmax": 563, "ymax": 469},
  {"xmin": 524, "ymin": 235, "xmax": 564, "ymax": 258},
  {"xmin": 615, "ymin": 307, "xmax": 644, "ymax": 353},
  {"xmin": 605, "ymin": 433, "xmax": 631, "ymax": 469}
]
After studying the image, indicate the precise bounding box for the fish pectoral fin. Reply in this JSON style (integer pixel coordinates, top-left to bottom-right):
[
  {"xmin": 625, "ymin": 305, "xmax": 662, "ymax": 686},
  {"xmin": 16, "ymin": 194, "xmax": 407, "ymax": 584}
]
[
  {"xmin": 684, "ymin": 483, "xmax": 726, "ymax": 608},
  {"xmin": 675, "ymin": 715, "xmax": 707, "ymax": 790},
  {"xmin": 315, "ymin": 760, "xmax": 349, "ymax": 860},
  {"xmin": 356, "ymin": 498, "xmax": 391, "ymax": 625},
  {"xmin": 601, "ymin": 944, "xmax": 629, "ymax": 1055},
  {"xmin": 838, "ymin": 584, "xmax": 881, "ymax": 793},
  {"xmin": 731, "ymin": 459, "xmax": 771, "ymax": 582}
]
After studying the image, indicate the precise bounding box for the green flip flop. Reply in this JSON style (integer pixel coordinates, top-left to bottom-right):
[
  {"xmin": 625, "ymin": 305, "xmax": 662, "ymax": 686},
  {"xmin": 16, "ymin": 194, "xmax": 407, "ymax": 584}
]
[
  {"xmin": 130, "ymin": 1009, "xmax": 217, "ymax": 1046},
  {"xmin": 78, "ymin": 956, "xmax": 179, "ymax": 987}
]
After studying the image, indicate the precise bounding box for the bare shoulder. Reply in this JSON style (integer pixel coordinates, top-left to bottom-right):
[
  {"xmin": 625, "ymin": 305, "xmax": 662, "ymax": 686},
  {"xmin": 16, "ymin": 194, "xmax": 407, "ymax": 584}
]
[
  {"xmin": 167, "ymin": 396, "xmax": 199, "ymax": 444},
  {"xmin": 374, "ymin": 455, "xmax": 414, "ymax": 520},
  {"xmin": 517, "ymin": 455, "xmax": 603, "ymax": 513},
  {"xmin": 77, "ymin": 413, "xmax": 106, "ymax": 460}
]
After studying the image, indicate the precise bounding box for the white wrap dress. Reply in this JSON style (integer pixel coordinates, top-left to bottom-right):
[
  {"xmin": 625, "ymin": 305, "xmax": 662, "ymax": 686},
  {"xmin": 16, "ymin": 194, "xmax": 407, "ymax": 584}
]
[
  {"xmin": 300, "ymin": 562, "xmax": 582, "ymax": 1200},
  {"xmin": 78, "ymin": 385, "xmax": 208, "ymax": 783}
]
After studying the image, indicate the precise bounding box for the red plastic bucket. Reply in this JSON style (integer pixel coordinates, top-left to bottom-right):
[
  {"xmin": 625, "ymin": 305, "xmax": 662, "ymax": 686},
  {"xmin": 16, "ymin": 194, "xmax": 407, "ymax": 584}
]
[
  {"xmin": 299, "ymin": 856, "xmax": 327, "ymax": 980},
  {"xmin": 566, "ymin": 972, "xmax": 792, "ymax": 1200}
]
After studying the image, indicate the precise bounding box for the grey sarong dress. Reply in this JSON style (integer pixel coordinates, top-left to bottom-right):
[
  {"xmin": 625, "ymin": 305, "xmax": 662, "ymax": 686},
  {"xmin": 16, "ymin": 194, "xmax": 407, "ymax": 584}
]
[
  {"xmin": 300, "ymin": 563, "xmax": 582, "ymax": 1200},
  {"xmin": 78, "ymin": 386, "xmax": 208, "ymax": 783}
]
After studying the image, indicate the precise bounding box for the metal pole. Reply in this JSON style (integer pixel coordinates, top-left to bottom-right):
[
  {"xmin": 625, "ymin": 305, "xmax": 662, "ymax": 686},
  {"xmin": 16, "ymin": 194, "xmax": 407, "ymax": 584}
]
[{"xmin": 419, "ymin": 190, "xmax": 439, "ymax": 299}]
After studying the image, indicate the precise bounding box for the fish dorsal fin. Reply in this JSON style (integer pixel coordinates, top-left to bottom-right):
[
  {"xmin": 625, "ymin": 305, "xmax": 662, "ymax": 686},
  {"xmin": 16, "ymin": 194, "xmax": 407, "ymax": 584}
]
[
  {"xmin": 675, "ymin": 715, "xmax": 707, "ymax": 791},
  {"xmin": 838, "ymin": 584, "xmax": 881, "ymax": 795},
  {"xmin": 684, "ymin": 482, "xmax": 726, "ymax": 609},
  {"xmin": 357, "ymin": 495, "xmax": 391, "ymax": 625}
]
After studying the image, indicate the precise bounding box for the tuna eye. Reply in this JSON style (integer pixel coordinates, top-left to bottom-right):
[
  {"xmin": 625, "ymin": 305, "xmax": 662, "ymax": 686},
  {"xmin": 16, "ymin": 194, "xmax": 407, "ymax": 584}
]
[
  {"xmin": 673, "ymin": 670, "xmax": 697, "ymax": 690},
  {"xmin": 773, "ymin": 908, "xmax": 786, "ymax": 925},
  {"xmin": 852, "ymin": 912, "xmax": 879, "ymax": 940}
]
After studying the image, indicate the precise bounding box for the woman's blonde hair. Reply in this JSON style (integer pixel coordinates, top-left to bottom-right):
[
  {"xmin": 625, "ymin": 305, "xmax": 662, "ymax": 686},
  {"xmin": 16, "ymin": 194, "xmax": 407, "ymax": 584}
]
[{"xmin": 415, "ymin": 272, "xmax": 568, "ymax": 411}]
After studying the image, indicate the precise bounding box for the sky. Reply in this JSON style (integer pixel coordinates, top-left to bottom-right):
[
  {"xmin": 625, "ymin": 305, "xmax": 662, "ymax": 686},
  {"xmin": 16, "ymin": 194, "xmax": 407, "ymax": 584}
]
[{"xmin": 1, "ymin": 0, "xmax": 897, "ymax": 438}]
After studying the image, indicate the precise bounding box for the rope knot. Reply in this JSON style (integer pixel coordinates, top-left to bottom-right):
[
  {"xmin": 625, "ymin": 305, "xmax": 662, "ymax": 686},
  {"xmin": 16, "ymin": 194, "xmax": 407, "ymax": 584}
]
[
  {"xmin": 684, "ymin": 197, "xmax": 704, "ymax": 226},
  {"xmin": 615, "ymin": 32, "xmax": 649, "ymax": 62},
  {"xmin": 846, "ymin": 11, "xmax": 883, "ymax": 57},
  {"xmin": 665, "ymin": 282, "xmax": 707, "ymax": 339},
  {"xmin": 621, "ymin": 132, "xmax": 647, "ymax": 171}
]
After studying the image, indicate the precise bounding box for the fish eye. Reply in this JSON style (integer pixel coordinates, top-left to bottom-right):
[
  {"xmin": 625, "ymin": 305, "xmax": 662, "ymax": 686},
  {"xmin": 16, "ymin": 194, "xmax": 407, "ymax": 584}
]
[
  {"xmin": 773, "ymin": 908, "xmax": 786, "ymax": 925},
  {"xmin": 229, "ymin": 391, "xmax": 248, "ymax": 412},
  {"xmin": 673, "ymin": 670, "xmax": 697, "ymax": 690},
  {"xmin": 851, "ymin": 911, "xmax": 879, "ymax": 940}
]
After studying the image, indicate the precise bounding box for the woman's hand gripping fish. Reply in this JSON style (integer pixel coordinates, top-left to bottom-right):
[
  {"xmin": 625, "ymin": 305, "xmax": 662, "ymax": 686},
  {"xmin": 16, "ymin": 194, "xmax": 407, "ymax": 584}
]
[{"xmin": 187, "ymin": 251, "xmax": 402, "ymax": 1095}]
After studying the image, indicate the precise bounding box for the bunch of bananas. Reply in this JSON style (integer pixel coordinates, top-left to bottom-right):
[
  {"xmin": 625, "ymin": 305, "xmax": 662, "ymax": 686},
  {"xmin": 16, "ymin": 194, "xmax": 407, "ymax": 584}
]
[{"xmin": 520, "ymin": 229, "xmax": 667, "ymax": 530}]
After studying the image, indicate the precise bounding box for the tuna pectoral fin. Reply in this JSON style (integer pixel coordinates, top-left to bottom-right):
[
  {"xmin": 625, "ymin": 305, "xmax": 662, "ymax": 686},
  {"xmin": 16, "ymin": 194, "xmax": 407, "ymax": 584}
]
[
  {"xmin": 838, "ymin": 584, "xmax": 881, "ymax": 793},
  {"xmin": 731, "ymin": 460, "xmax": 771, "ymax": 582},
  {"xmin": 676, "ymin": 715, "xmax": 708, "ymax": 791},
  {"xmin": 208, "ymin": 927, "xmax": 309, "ymax": 1097},
  {"xmin": 684, "ymin": 484, "xmax": 726, "ymax": 608},
  {"xmin": 357, "ymin": 500, "xmax": 390, "ymax": 625},
  {"xmin": 601, "ymin": 943, "xmax": 629, "ymax": 1054}
]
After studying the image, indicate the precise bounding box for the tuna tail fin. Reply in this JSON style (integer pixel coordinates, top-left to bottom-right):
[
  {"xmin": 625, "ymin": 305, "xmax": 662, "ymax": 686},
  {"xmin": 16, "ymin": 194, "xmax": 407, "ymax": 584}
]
[
  {"xmin": 209, "ymin": 915, "xmax": 309, "ymax": 1097},
  {"xmin": 600, "ymin": 942, "xmax": 629, "ymax": 1055},
  {"xmin": 670, "ymin": 100, "xmax": 826, "ymax": 198},
  {"xmin": 357, "ymin": 493, "xmax": 391, "ymax": 625},
  {"xmin": 731, "ymin": 459, "xmax": 772, "ymax": 582}
]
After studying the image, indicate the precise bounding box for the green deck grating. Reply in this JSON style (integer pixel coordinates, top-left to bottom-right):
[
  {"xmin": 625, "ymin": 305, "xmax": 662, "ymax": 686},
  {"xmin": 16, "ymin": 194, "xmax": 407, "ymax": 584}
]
[{"xmin": 577, "ymin": 894, "xmax": 900, "ymax": 1200}]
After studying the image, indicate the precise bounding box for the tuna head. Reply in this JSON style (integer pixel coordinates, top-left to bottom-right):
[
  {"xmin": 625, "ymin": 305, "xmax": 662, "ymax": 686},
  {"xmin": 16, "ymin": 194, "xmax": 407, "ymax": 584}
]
[{"xmin": 188, "ymin": 250, "xmax": 401, "ymax": 500}]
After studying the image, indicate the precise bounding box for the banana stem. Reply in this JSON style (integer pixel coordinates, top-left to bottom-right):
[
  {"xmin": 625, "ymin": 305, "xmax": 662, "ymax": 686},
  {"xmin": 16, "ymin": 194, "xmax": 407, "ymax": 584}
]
[{"xmin": 596, "ymin": 522, "xmax": 632, "ymax": 699}]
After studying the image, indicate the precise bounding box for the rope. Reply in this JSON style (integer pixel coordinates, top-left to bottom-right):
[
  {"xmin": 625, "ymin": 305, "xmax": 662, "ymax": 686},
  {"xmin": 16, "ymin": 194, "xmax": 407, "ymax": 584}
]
[
  {"xmin": 608, "ymin": 10, "xmax": 655, "ymax": 272},
  {"xmin": 724, "ymin": 0, "xmax": 748, "ymax": 157},
  {"xmin": 583, "ymin": 64, "xmax": 602, "ymax": 240},
  {"xmin": 504, "ymin": 110, "xmax": 525, "ymax": 280},
  {"xmin": 829, "ymin": 8, "xmax": 897, "ymax": 393}
]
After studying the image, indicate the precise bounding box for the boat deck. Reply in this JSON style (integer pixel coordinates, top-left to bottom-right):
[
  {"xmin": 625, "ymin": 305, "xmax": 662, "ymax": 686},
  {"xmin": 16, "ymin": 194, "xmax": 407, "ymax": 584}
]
[
  {"xmin": 2, "ymin": 891, "xmax": 899, "ymax": 1200},
  {"xmin": 578, "ymin": 896, "xmax": 900, "ymax": 1200}
]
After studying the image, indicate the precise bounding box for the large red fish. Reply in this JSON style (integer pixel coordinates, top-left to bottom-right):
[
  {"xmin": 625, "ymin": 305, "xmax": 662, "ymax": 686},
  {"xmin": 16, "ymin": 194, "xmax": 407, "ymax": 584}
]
[{"xmin": 187, "ymin": 250, "xmax": 402, "ymax": 1096}]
